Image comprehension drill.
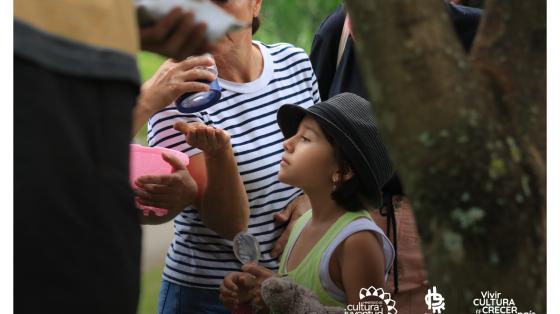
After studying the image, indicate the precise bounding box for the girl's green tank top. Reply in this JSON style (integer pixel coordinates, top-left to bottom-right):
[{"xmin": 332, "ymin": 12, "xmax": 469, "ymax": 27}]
[{"xmin": 278, "ymin": 209, "xmax": 372, "ymax": 307}]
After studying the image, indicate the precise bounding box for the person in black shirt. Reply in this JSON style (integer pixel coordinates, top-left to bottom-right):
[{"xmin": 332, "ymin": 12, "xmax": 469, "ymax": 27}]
[{"xmin": 311, "ymin": 3, "xmax": 481, "ymax": 101}]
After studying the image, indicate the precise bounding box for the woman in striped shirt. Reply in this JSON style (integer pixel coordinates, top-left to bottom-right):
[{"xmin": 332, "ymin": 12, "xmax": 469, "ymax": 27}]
[{"xmin": 134, "ymin": 0, "xmax": 320, "ymax": 312}]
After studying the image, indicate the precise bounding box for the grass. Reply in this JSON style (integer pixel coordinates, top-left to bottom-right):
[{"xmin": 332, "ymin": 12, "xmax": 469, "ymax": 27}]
[{"xmin": 138, "ymin": 264, "xmax": 165, "ymax": 314}]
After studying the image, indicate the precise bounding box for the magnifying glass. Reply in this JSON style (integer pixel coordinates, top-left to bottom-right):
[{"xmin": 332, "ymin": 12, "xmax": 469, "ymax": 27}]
[{"xmin": 233, "ymin": 232, "xmax": 261, "ymax": 264}]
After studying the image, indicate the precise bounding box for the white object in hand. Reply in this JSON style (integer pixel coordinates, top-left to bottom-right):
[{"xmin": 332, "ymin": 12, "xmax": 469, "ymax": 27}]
[{"xmin": 135, "ymin": 0, "xmax": 248, "ymax": 42}]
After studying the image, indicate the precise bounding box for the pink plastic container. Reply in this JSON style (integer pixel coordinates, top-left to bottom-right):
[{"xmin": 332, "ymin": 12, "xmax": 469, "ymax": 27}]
[{"xmin": 129, "ymin": 144, "xmax": 190, "ymax": 217}]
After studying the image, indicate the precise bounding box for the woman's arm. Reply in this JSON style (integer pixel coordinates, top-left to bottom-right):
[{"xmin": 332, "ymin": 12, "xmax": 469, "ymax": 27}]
[
  {"xmin": 175, "ymin": 122, "xmax": 249, "ymax": 240},
  {"xmin": 338, "ymin": 231, "xmax": 386, "ymax": 305},
  {"xmin": 135, "ymin": 123, "xmax": 248, "ymax": 238}
]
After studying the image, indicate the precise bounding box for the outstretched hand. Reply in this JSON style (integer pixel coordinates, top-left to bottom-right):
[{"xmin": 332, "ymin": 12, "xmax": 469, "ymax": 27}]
[{"xmin": 174, "ymin": 122, "xmax": 231, "ymax": 156}]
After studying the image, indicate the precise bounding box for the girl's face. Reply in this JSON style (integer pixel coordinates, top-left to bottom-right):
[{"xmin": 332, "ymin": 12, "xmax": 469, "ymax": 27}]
[
  {"xmin": 210, "ymin": 0, "xmax": 261, "ymax": 55},
  {"xmin": 278, "ymin": 116, "xmax": 339, "ymax": 191}
]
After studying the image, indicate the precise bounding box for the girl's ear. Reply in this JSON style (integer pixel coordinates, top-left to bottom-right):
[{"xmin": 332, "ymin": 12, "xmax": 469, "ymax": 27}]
[
  {"xmin": 331, "ymin": 173, "xmax": 340, "ymax": 184},
  {"xmin": 332, "ymin": 168, "xmax": 354, "ymax": 184},
  {"xmin": 342, "ymin": 168, "xmax": 354, "ymax": 181}
]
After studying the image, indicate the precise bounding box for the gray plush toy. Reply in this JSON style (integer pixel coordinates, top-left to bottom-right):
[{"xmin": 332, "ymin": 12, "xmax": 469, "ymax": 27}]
[{"xmin": 260, "ymin": 276, "xmax": 344, "ymax": 314}]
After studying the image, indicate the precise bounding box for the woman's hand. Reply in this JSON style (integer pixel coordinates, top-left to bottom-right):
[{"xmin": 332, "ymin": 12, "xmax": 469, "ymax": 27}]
[
  {"xmin": 174, "ymin": 122, "xmax": 231, "ymax": 156},
  {"xmin": 219, "ymin": 272, "xmax": 257, "ymax": 310},
  {"xmin": 134, "ymin": 152, "xmax": 198, "ymax": 224},
  {"xmin": 140, "ymin": 55, "xmax": 217, "ymax": 112},
  {"xmin": 271, "ymin": 194, "xmax": 311, "ymax": 258},
  {"xmin": 132, "ymin": 55, "xmax": 218, "ymax": 136}
]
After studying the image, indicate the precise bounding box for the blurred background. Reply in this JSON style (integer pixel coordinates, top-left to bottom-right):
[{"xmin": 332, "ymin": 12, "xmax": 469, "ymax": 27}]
[{"xmin": 136, "ymin": 1, "xmax": 340, "ymax": 313}]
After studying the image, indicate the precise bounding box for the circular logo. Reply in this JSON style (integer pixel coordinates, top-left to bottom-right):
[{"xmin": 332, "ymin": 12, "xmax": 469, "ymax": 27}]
[{"xmin": 345, "ymin": 287, "xmax": 397, "ymax": 314}]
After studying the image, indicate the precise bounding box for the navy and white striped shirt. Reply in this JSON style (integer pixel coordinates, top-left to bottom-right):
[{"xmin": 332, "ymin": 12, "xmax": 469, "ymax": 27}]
[{"xmin": 148, "ymin": 41, "xmax": 320, "ymax": 289}]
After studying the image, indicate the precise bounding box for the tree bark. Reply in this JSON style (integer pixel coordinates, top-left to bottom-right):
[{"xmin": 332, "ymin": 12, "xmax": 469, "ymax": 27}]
[{"xmin": 345, "ymin": 0, "xmax": 546, "ymax": 312}]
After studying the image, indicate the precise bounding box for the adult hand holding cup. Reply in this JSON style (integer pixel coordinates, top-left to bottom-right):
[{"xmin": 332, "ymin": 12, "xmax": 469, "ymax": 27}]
[
  {"xmin": 139, "ymin": 55, "xmax": 218, "ymax": 115},
  {"xmin": 174, "ymin": 53, "xmax": 222, "ymax": 113}
]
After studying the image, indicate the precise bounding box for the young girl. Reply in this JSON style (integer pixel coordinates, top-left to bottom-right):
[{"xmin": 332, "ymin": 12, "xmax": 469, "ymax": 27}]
[{"xmin": 216, "ymin": 92, "xmax": 396, "ymax": 311}]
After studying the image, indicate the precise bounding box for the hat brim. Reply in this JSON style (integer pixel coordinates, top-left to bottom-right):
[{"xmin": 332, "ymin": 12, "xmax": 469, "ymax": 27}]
[
  {"xmin": 277, "ymin": 103, "xmax": 343, "ymax": 139},
  {"xmin": 277, "ymin": 104, "xmax": 310, "ymax": 139}
]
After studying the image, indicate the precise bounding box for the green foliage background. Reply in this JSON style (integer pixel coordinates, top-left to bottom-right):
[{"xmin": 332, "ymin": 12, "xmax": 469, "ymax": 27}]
[
  {"xmin": 137, "ymin": 0, "xmax": 341, "ymax": 82},
  {"xmin": 137, "ymin": 1, "xmax": 340, "ymax": 313},
  {"xmin": 255, "ymin": 0, "xmax": 341, "ymax": 52}
]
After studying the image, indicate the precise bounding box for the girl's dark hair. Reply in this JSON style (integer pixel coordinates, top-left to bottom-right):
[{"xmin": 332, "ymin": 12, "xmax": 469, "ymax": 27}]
[
  {"xmin": 321, "ymin": 120, "xmax": 402, "ymax": 295},
  {"xmin": 252, "ymin": 16, "xmax": 261, "ymax": 34},
  {"xmin": 321, "ymin": 125, "xmax": 376, "ymax": 211}
]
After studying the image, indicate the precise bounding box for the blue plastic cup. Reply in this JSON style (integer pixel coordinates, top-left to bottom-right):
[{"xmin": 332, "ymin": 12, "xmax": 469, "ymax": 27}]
[{"xmin": 175, "ymin": 58, "xmax": 221, "ymax": 113}]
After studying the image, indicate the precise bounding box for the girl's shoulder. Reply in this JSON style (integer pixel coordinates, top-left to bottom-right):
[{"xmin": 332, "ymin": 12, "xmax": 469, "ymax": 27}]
[
  {"xmin": 339, "ymin": 229, "xmax": 384, "ymax": 254},
  {"xmin": 328, "ymin": 216, "xmax": 394, "ymax": 273}
]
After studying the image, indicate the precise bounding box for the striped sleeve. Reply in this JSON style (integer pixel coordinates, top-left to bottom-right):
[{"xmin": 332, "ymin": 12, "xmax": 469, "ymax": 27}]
[
  {"xmin": 311, "ymin": 69, "xmax": 321, "ymax": 104},
  {"xmin": 269, "ymin": 42, "xmax": 320, "ymax": 104}
]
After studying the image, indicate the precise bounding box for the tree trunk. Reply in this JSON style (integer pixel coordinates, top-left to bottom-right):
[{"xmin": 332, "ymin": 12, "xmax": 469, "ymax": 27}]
[{"xmin": 345, "ymin": 0, "xmax": 546, "ymax": 312}]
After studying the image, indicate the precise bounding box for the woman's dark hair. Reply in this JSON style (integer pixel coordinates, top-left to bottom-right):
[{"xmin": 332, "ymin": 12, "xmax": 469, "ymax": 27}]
[
  {"xmin": 252, "ymin": 16, "xmax": 261, "ymax": 34},
  {"xmin": 321, "ymin": 125, "xmax": 376, "ymax": 211}
]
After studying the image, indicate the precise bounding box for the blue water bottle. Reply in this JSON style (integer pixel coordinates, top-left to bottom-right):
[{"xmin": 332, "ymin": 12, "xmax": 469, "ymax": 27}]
[{"xmin": 174, "ymin": 55, "xmax": 221, "ymax": 113}]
